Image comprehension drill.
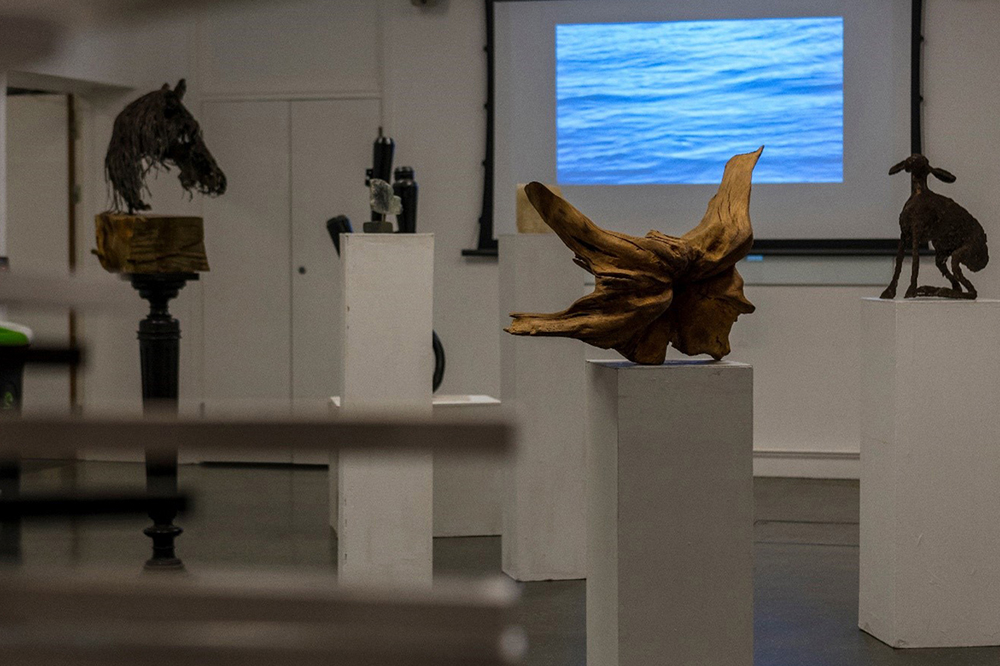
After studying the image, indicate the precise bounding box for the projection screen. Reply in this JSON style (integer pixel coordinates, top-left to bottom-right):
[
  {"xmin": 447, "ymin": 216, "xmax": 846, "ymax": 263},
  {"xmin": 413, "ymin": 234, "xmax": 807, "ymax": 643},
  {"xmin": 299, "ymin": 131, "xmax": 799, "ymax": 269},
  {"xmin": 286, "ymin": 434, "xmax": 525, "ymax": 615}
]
[{"xmin": 493, "ymin": 0, "xmax": 912, "ymax": 243}]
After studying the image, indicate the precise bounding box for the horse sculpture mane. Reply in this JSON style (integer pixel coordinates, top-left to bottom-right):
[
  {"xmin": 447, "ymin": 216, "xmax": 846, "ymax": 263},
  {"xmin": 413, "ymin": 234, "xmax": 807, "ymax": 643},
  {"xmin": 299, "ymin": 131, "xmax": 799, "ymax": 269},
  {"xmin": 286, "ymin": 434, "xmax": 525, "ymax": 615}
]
[{"xmin": 105, "ymin": 79, "xmax": 227, "ymax": 214}]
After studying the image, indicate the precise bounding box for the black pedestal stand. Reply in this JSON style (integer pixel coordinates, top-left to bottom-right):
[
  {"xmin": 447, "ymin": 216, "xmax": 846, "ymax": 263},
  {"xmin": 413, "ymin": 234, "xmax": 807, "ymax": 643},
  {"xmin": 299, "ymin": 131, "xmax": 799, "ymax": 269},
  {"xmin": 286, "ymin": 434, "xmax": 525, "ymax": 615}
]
[
  {"xmin": 0, "ymin": 345, "xmax": 83, "ymax": 563},
  {"xmin": 0, "ymin": 349, "xmax": 24, "ymax": 563},
  {"xmin": 0, "ymin": 454, "xmax": 21, "ymax": 564},
  {"xmin": 129, "ymin": 273, "xmax": 197, "ymax": 571}
]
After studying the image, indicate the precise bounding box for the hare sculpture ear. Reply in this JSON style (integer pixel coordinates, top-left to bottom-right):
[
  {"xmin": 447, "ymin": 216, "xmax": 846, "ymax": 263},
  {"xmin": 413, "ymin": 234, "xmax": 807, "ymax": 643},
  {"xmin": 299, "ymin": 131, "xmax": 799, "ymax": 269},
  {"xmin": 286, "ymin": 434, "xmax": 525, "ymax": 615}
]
[
  {"xmin": 889, "ymin": 159, "xmax": 909, "ymax": 175},
  {"xmin": 174, "ymin": 79, "xmax": 187, "ymax": 100},
  {"xmin": 930, "ymin": 166, "xmax": 957, "ymax": 183}
]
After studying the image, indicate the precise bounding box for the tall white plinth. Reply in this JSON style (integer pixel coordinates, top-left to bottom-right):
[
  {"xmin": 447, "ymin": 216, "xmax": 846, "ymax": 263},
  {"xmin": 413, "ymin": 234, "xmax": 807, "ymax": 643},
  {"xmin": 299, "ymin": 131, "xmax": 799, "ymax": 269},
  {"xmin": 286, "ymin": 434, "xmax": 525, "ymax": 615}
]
[
  {"xmin": 859, "ymin": 298, "xmax": 1000, "ymax": 648},
  {"xmin": 499, "ymin": 234, "xmax": 587, "ymax": 581},
  {"xmin": 432, "ymin": 395, "xmax": 504, "ymax": 537},
  {"xmin": 329, "ymin": 394, "xmax": 504, "ymax": 537},
  {"xmin": 335, "ymin": 234, "xmax": 434, "ymax": 587},
  {"xmin": 587, "ymin": 360, "xmax": 754, "ymax": 666}
]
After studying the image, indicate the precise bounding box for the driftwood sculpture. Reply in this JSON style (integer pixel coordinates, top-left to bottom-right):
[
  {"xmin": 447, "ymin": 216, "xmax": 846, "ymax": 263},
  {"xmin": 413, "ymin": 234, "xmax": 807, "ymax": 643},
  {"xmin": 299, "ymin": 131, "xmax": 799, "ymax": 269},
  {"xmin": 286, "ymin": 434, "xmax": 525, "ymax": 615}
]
[
  {"xmin": 506, "ymin": 147, "xmax": 763, "ymax": 364},
  {"xmin": 105, "ymin": 79, "xmax": 227, "ymax": 214},
  {"xmin": 881, "ymin": 154, "xmax": 988, "ymax": 300}
]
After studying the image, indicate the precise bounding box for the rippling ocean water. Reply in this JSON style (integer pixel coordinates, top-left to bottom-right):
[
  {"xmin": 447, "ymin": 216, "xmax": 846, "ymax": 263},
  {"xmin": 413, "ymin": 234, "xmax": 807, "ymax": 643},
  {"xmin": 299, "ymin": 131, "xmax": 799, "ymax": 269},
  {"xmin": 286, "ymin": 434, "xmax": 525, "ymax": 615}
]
[{"xmin": 556, "ymin": 17, "xmax": 844, "ymax": 185}]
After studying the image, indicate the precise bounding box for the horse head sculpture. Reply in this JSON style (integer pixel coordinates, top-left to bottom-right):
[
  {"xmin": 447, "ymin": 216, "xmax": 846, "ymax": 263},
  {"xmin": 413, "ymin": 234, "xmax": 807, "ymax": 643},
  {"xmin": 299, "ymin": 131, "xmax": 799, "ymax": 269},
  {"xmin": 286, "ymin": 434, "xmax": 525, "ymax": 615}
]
[{"xmin": 105, "ymin": 80, "xmax": 227, "ymax": 213}]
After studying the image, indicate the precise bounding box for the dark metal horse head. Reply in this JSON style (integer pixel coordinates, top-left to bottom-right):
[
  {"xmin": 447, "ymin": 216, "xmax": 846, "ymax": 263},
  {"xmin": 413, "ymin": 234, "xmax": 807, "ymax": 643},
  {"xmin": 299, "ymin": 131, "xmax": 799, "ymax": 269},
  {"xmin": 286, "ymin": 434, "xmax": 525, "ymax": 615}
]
[{"xmin": 105, "ymin": 79, "xmax": 227, "ymax": 213}]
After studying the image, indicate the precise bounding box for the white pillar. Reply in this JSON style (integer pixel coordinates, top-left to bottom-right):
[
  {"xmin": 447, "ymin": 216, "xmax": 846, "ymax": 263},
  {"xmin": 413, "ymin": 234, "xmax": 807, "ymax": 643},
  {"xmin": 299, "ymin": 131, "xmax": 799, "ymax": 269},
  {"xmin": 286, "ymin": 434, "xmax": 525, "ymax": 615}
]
[
  {"xmin": 329, "ymin": 394, "xmax": 505, "ymax": 538},
  {"xmin": 587, "ymin": 360, "xmax": 754, "ymax": 666},
  {"xmin": 859, "ymin": 298, "xmax": 1000, "ymax": 648},
  {"xmin": 335, "ymin": 233, "xmax": 434, "ymax": 587},
  {"xmin": 431, "ymin": 395, "xmax": 504, "ymax": 537},
  {"xmin": 499, "ymin": 234, "xmax": 587, "ymax": 581}
]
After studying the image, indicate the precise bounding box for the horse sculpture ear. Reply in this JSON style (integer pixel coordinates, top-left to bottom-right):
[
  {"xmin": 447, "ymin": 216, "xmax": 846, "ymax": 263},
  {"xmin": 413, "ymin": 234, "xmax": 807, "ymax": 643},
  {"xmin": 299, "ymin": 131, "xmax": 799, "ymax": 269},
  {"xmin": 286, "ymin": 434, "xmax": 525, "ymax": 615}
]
[
  {"xmin": 888, "ymin": 159, "xmax": 908, "ymax": 175},
  {"xmin": 174, "ymin": 79, "xmax": 187, "ymax": 101},
  {"xmin": 930, "ymin": 166, "xmax": 957, "ymax": 183}
]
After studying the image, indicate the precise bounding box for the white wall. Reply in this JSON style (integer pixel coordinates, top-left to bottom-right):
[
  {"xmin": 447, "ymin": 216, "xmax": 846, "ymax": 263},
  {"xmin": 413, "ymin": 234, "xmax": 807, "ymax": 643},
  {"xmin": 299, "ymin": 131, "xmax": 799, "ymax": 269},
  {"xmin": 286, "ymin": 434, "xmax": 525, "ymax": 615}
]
[
  {"xmin": 734, "ymin": 286, "xmax": 874, "ymax": 478},
  {"xmin": 0, "ymin": 73, "xmax": 7, "ymax": 259},
  {"xmin": 378, "ymin": 1, "xmax": 875, "ymax": 478},
  {"xmin": 376, "ymin": 0, "xmax": 1000, "ymax": 478},
  {"xmin": 382, "ymin": 0, "xmax": 501, "ymax": 399},
  {"xmin": 923, "ymin": 0, "xmax": 1000, "ymax": 295},
  {"xmin": 5, "ymin": 94, "xmax": 72, "ymax": 414},
  {"xmin": 3, "ymin": 12, "xmax": 201, "ymax": 422},
  {"xmin": 7, "ymin": 0, "xmax": 999, "ymax": 477},
  {"xmin": 195, "ymin": 0, "xmax": 380, "ymax": 99},
  {"xmin": 21, "ymin": 15, "xmax": 193, "ymax": 91}
]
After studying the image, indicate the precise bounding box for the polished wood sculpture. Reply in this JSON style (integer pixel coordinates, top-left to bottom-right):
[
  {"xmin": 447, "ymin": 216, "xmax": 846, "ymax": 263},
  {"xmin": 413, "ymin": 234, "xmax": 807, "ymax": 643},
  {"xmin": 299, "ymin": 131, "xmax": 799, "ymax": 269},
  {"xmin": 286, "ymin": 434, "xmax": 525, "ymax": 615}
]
[
  {"xmin": 881, "ymin": 154, "xmax": 988, "ymax": 300},
  {"xmin": 516, "ymin": 183, "xmax": 561, "ymax": 233},
  {"xmin": 506, "ymin": 147, "xmax": 762, "ymax": 364}
]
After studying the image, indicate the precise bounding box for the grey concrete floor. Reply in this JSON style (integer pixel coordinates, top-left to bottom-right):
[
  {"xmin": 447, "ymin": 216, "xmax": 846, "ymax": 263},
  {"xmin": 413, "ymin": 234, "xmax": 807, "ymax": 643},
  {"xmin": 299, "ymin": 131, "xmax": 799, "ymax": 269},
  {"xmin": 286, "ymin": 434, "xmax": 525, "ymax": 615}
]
[{"xmin": 11, "ymin": 462, "xmax": 1000, "ymax": 666}]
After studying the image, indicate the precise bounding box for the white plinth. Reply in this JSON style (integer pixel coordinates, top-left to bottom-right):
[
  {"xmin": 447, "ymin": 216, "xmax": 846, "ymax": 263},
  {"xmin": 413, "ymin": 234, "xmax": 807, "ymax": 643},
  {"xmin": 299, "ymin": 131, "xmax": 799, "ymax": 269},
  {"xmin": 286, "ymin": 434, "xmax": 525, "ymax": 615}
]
[
  {"xmin": 859, "ymin": 298, "xmax": 1000, "ymax": 648},
  {"xmin": 329, "ymin": 395, "xmax": 504, "ymax": 537},
  {"xmin": 499, "ymin": 234, "xmax": 587, "ymax": 581},
  {"xmin": 335, "ymin": 234, "xmax": 434, "ymax": 587},
  {"xmin": 432, "ymin": 395, "xmax": 504, "ymax": 537},
  {"xmin": 587, "ymin": 360, "xmax": 754, "ymax": 666}
]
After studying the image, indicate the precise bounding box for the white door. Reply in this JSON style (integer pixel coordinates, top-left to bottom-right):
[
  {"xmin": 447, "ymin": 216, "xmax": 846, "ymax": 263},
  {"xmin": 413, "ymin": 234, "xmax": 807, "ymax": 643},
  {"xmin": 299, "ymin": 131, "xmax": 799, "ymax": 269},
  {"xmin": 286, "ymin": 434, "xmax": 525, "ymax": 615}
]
[
  {"xmin": 200, "ymin": 100, "xmax": 293, "ymax": 463},
  {"xmin": 195, "ymin": 98, "xmax": 380, "ymax": 464},
  {"xmin": 290, "ymin": 98, "xmax": 381, "ymax": 463},
  {"xmin": 5, "ymin": 93, "xmax": 72, "ymax": 414}
]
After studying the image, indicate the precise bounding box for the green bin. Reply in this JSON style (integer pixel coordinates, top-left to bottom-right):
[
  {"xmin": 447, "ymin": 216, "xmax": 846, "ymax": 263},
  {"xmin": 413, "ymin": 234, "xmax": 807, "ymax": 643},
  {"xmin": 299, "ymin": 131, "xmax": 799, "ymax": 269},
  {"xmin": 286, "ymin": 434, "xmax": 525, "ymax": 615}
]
[{"xmin": 0, "ymin": 322, "xmax": 33, "ymax": 413}]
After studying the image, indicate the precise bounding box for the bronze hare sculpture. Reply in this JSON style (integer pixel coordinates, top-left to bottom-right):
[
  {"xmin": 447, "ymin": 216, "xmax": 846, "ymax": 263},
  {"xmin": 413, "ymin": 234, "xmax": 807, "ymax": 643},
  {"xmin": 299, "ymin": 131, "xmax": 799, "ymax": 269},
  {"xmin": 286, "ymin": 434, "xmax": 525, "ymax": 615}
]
[{"xmin": 882, "ymin": 154, "xmax": 988, "ymax": 300}]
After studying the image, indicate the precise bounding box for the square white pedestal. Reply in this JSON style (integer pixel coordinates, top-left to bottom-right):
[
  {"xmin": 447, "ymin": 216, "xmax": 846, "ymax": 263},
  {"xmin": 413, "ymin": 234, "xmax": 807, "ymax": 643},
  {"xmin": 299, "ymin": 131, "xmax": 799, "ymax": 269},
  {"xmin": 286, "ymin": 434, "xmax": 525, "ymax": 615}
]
[
  {"xmin": 432, "ymin": 395, "xmax": 504, "ymax": 537},
  {"xmin": 499, "ymin": 234, "xmax": 587, "ymax": 581},
  {"xmin": 329, "ymin": 394, "xmax": 504, "ymax": 537},
  {"xmin": 335, "ymin": 234, "xmax": 434, "ymax": 587},
  {"xmin": 587, "ymin": 360, "xmax": 754, "ymax": 666},
  {"xmin": 860, "ymin": 298, "xmax": 1000, "ymax": 648}
]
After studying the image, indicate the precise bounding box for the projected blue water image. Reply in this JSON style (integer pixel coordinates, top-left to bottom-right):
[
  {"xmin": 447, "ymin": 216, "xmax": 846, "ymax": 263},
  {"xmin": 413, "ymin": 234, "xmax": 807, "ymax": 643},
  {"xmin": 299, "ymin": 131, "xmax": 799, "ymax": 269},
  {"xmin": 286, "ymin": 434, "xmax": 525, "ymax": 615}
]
[{"xmin": 556, "ymin": 18, "xmax": 844, "ymax": 185}]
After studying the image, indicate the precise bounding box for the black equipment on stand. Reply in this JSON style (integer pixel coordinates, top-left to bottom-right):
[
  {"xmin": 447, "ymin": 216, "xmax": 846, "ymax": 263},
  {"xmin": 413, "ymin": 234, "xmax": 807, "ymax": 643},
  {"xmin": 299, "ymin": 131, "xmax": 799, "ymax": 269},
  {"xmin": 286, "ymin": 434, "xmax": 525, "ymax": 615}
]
[
  {"xmin": 365, "ymin": 128, "xmax": 395, "ymax": 190},
  {"xmin": 327, "ymin": 129, "xmax": 445, "ymax": 391},
  {"xmin": 363, "ymin": 128, "xmax": 396, "ymax": 233},
  {"xmin": 326, "ymin": 215, "xmax": 353, "ymax": 256},
  {"xmin": 393, "ymin": 166, "xmax": 418, "ymax": 234}
]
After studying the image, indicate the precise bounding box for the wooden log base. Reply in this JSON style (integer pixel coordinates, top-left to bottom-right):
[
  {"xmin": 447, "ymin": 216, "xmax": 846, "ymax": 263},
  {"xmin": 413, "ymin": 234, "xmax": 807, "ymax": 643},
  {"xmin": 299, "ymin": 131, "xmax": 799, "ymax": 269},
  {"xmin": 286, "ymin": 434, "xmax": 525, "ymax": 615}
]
[{"xmin": 94, "ymin": 214, "xmax": 210, "ymax": 274}]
